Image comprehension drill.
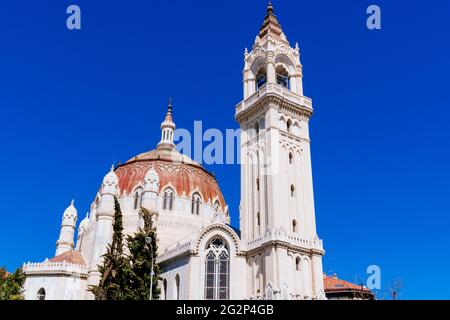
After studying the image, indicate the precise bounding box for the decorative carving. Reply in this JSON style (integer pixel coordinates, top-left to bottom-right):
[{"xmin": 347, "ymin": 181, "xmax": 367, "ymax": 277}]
[
  {"xmin": 192, "ymin": 224, "xmax": 242, "ymax": 256},
  {"xmin": 144, "ymin": 166, "xmax": 160, "ymax": 193},
  {"xmin": 245, "ymin": 227, "xmax": 324, "ymax": 256},
  {"xmin": 62, "ymin": 200, "xmax": 78, "ymax": 226},
  {"xmin": 213, "ymin": 212, "xmax": 227, "ymax": 224},
  {"xmin": 265, "ymin": 283, "xmax": 274, "ymax": 300}
]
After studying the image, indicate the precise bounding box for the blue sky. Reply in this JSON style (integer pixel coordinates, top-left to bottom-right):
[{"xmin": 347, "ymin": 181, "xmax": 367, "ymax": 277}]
[{"xmin": 1, "ymin": 0, "xmax": 449, "ymax": 299}]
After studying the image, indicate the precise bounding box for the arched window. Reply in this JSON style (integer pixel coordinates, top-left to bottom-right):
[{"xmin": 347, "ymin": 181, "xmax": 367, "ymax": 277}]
[
  {"xmin": 191, "ymin": 192, "xmax": 202, "ymax": 215},
  {"xmin": 37, "ymin": 288, "xmax": 46, "ymax": 300},
  {"xmin": 163, "ymin": 192, "xmax": 167, "ymax": 210},
  {"xmin": 292, "ymin": 219, "xmax": 297, "ymax": 233},
  {"xmin": 259, "ymin": 118, "xmax": 265, "ymax": 130},
  {"xmin": 257, "ymin": 212, "xmax": 261, "ymax": 235},
  {"xmin": 254, "ymin": 122, "xmax": 260, "ymax": 142},
  {"xmin": 276, "ymin": 65, "xmax": 290, "ymax": 89},
  {"xmin": 175, "ymin": 274, "xmax": 180, "ymax": 300},
  {"xmin": 291, "ymin": 184, "xmax": 295, "ymax": 197},
  {"xmin": 204, "ymin": 238, "xmax": 230, "ymax": 300},
  {"xmin": 133, "ymin": 187, "xmax": 143, "ymax": 210},
  {"xmin": 169, "ymin": 192, "xmax": 174, "ymax": 210},
  {"xmin": 287, "ymin": 119, "xmax": 292, "ymax": 133},
  {"xmin": 255, "ymin": 67, "xmax": 267, "ymax": 90},
  {"xmin": 214, "ymin": 200, "xmax": 221, "ymax": 212},
  {"xmin": 289, "ymin": 152, "xmax": 293, "ymax": 164},
  {"xmin": 163, "ymin": 188, "xmax": 175, "ymax": 211},
  {"xmin": 256, "ymin": 178, "xmax": 260, "ymax": 191},
  {"xmin": 163, "ymin": 279, "xmax": 168, "ymax": 300},
  {"xmin": 296, "ymin": 257, "xmax": 301, "ymax": 271}
]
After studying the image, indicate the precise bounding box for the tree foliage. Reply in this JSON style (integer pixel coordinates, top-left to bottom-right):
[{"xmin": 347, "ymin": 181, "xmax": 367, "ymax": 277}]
[
  {"xmin": 89, "ymin": 197, "xmax": 128, "ymax": 300},
  {"xmin": 0, "ymin": 267, "xmax": 25, "ymax": 300},
  {"xmin": 123, "ymin": 207, "xmax": 160, "ymax": 300},
  {"xmin": 89, "ymin": 198, "xmax": 161, "ymax": 300}
]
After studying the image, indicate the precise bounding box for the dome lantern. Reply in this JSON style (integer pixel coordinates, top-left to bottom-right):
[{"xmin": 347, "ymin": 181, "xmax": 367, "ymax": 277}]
[{"xmin": 157, "ymin": 98, "xmax": 176, "ymax": 150}]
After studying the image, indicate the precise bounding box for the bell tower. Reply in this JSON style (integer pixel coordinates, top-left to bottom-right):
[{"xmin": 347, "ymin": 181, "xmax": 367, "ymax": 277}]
[{"xmin": 237, "ymin": 2, "xmax": 325, "ymax": 300}]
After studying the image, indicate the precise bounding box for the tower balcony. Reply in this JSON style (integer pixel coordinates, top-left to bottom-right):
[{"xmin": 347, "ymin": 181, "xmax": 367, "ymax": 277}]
[
  {"xmin": 235, "ymin": 83, "xmax": 313, "ymax": 121},
  {"xmin": 244, "ymin": 227, "xmax": 324, "ymax": 255}
]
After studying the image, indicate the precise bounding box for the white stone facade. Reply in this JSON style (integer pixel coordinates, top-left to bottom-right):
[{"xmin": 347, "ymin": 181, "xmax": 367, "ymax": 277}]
[{"xmin": 22, "ymin": 3, "xmax": 325, "ymax": 301}]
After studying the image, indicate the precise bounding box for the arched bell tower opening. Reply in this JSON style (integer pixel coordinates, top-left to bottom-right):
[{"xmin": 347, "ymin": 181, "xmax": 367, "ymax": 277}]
[
  {"xmin": 276, "ymin": 64, "xmax": 290, "ymax": 89},
  {"xmin": 255, "ymin": 66, "xmax": 267, "ymax": 91}
]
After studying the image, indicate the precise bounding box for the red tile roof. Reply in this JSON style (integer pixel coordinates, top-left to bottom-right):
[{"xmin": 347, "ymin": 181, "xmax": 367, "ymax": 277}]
[
  {"xmin": 49, "ymin": 250, "xmax": 86, "ymax": 266},
  {"xmin": 117, "ymin": 149, "xmax": 226, "ymax": 209},
  {"xmin": 324, "ymin": 274, "xmax": 372, "ymax": 293}
]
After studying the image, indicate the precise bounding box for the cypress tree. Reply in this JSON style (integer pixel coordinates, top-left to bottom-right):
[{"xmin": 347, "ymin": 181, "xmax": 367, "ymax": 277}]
[
  {"xmin": 89, "ymin": 197, "xmax": 128, "ymax": 300},
  {"xmin": 124, "ymin": 207, "xmax": 160, "ymax": 300}
]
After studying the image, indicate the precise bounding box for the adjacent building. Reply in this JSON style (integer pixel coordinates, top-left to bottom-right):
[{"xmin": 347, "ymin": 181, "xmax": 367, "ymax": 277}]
[{"xmin": 324, "ymin": 274, "xmax": 375, "ymax": 300}]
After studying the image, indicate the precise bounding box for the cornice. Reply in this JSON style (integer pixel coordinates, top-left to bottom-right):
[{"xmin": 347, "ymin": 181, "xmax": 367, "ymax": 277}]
[
  {"xmin": 245, "ymin": 239, "xmax": 325, "ymax": 257},
  {"xmin": 236, "ymin": 85, "xmax": 313, "ymax": 123}
]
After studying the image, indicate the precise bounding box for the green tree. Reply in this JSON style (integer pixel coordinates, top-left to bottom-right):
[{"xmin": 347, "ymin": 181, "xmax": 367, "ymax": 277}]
[
  {"xmin": 0, "ymin": 267, "xmax": 25, "ymax": 300},
  {"xmin": 89, "ymin": 197, "xmax": 128, "ymax": 300},
  {"xmin": 123, "ymin": 208, "xmax": 160, "ymax": 300}
]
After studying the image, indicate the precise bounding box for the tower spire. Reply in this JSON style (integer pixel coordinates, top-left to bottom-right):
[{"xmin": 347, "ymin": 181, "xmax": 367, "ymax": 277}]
[
  {"xmin": 166, "ymin": 97, "xmax": 173, "ymax": 121},
  {"xmin": 258, "ymin": 0, "xmax": 287, "ymax": 43},
  {"xmin": 157, "ymin": 98, "xmax": 176, "ymax": 150}
]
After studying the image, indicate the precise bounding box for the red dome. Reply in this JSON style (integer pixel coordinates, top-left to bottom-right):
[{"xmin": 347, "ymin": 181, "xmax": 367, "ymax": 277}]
[{"xmin": 115, "ymin": 148, "xmax": 226, "ymax": 209}]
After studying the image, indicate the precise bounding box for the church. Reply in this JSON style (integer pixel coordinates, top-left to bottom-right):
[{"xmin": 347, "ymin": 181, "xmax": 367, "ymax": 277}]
[{"xmin": 22, "ymin": 3, "xmax": 326, "ymax": 300}]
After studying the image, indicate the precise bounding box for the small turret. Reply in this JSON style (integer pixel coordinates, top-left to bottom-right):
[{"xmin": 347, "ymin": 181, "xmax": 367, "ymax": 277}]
[
  {"xmin": 55, "ymin": 200, "xmax": 78, "ymax": 256},
  {"xmin": 75, "ymin": 212, "xmax": 89, "ymax": 250},
  {"xmin": 87, "ymin": 166, "xmax": 119, "ymax": 293},
  {"xmin": 101, "ymin": 165, "xmax": 119, "ymax": 197}
]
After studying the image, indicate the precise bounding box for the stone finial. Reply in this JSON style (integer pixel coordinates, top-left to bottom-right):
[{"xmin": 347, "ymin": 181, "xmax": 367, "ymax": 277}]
[
  {"xmin": 62, "ymin": 199, "xmax": 78, "ymax": 224},
  {"xmin": 101, "ymin": 165, "xmax": 119, "ymax": 195}
]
